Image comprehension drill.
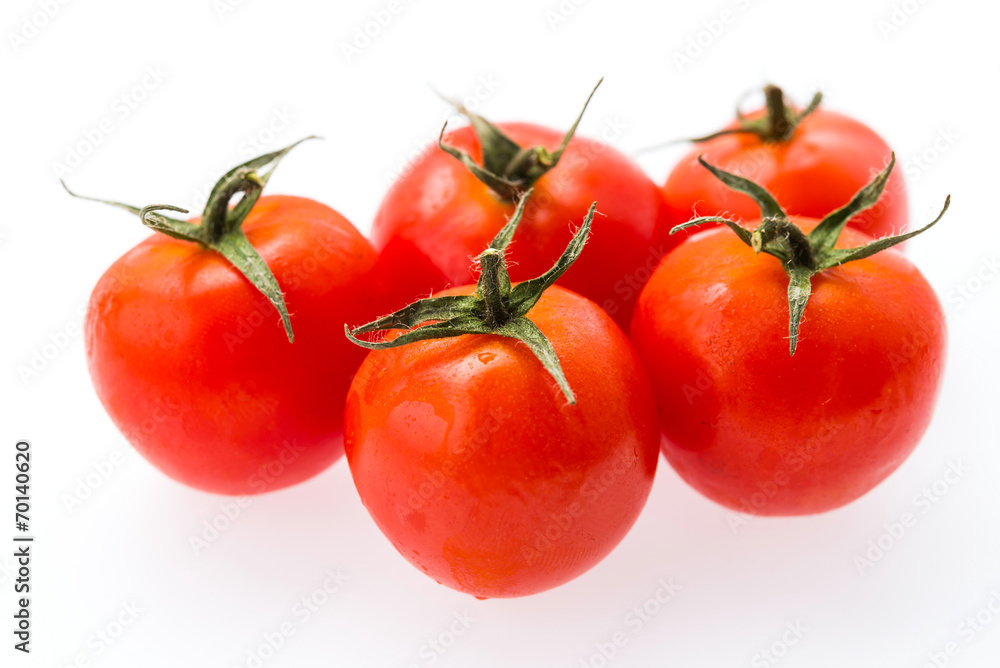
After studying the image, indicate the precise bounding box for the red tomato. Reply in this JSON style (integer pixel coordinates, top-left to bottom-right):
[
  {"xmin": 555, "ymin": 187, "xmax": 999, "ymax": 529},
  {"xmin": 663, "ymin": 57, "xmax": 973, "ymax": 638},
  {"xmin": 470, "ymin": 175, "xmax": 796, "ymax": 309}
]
[
  {"xmin": 373, "ymin": 122, "xmax": 675, "ymax": 329},
  {"xmin": 344, "ymin": 284, "xmax": 660, "ymax": 598},
  {"xmin": 663, "ymin": 87, "xmax": 907, "ymax": 240},
  {"xmin": 630, "ymin": 218, "xmax": 945, "ymax": 515},
  {"xmin": 87, "ymin": 195, "xmax": 383, "ymax": 494}
]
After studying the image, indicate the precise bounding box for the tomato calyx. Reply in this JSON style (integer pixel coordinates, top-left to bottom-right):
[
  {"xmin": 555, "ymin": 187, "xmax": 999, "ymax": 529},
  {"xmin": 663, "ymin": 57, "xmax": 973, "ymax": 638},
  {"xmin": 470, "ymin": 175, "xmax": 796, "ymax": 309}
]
[
  {"xmin": 436, "ymin": 79, "xmax": 603, "ymax": 203},
  {"xmin": 62, "ymin": 138, "xmax": 317, "ymax": 342},
  {"xmin": 345, "ymin": 190, "xmax": 596, "ymax": 404},
  {"xmin": 691, "ymin": 84, "xmax": 823, "ymax": 144},
  {"xmin": 671, "ymin": 154, "xmax": 951, "ymax": 355}
]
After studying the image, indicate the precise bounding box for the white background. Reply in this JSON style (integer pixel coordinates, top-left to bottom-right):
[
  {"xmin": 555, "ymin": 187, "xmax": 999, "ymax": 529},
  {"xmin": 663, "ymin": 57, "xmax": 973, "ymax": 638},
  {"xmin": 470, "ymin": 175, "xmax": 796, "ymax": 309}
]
[{"xmin": 2, "ymin": 0, "xmax": 999, "ymax": 666}]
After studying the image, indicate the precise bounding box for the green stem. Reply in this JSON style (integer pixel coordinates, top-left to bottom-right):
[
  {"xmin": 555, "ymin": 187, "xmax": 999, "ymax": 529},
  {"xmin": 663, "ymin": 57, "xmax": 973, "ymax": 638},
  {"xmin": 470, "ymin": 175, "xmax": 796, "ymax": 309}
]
[
  {"xmin": 693, "ymin": 85, "xmax": 823, "ymax": 144},
  {"xmin": 478, "ymin": 248, "xmax": 511, "ymax": 328},
  {"xmin": 764, "ymin": 84, "xmax": 791, "ymax": 139},
  {"xmin": 201, "ymin": 168, "xmax": 264, "ymax": 243},
  {"xmin": 753, "ymin": 218, "xmax": 817, "ymax": 270}
]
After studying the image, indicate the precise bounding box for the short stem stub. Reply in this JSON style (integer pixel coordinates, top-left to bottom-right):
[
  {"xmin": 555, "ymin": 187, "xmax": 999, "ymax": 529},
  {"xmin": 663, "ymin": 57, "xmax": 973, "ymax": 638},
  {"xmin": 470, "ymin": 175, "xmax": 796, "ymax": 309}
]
[
  {"xmin": 478, "ymin": 248, "xmax": 511, "ymax": 328},
  {"xmin": 670, "ymin": 153, "xmax": 950, "ymax": 355},
  {"xmin": 690, "ymin": 84, "xmax": 823, "ymax": 144},
  {"xmin": 63, "ymin": 137, "xmax": 318, "ymax": 342},
  {"xmin": 763, "ymin": 84, "xmax": 791, "ymax": 139},
  {"xmin": 753, "ymin": 218, "xmax": 817, "ymax": 271},
  {"xmin": 346, "ymin": 190, "xmax": 598, "ymax": 405}
]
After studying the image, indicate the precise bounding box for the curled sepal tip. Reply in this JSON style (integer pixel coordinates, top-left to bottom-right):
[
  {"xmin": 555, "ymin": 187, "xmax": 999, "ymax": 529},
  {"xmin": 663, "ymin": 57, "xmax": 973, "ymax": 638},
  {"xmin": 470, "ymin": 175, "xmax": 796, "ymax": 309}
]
[
  {"xmin": 139, "ymin": 204, "xmax": 198, "ymax": 241},
  {"xmin": 669, "ymin": 155, "xmax": 949, "ymax": 356},
  {"xmin": 346, "ymin": 190, "xmax": 596, "ymax": 404}
]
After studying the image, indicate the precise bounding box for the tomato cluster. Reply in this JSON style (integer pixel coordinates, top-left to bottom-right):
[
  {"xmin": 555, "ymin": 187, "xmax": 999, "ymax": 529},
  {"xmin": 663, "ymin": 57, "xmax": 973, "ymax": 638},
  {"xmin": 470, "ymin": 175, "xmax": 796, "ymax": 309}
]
[{"xmin": 71, "ymin": 84, "xmax": 948, "ymax": 598}]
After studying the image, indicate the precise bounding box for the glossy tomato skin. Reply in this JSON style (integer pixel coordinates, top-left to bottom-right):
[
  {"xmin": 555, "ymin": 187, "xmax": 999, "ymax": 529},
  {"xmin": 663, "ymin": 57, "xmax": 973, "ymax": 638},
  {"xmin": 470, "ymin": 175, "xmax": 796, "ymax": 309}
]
[
  {"xmin": 630, "ymin": 220, "xmax": 945, "ymax": 515},
  {"xmin": 664, "ymin": 109, "xmax": 907, "ymax": 239},
  {"xmin": 344, "ymin": 285, "xmax": 660, "ymax": 598},
  {"xmin": 373, "ymin": 123, "xmax": 677, "ymax": 330},
  {"xmin": 87, "ymin": 195, "xmax": 384, "ymax": 495}
]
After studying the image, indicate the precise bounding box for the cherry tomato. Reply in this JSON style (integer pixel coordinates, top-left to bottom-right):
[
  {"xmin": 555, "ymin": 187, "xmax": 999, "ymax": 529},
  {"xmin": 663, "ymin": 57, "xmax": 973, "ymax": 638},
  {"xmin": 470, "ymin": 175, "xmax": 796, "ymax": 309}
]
[
  {"xmin": 346, "ymin": 285, "xmax": 658, "ymax": 597},
  {"xmin": 345, "ymin": 198, "xmax": 660, "ymax": 598},
  {"xmin": 81, "ymin": 146, "xmax": 384, "ymax": 495},
  {"xmin": 632, "ymin": 160, "xmax": 946, "ymax": 515},
  {"xmin": 662, "ymin": 85, "xmax": 907, "ymax": 240},
  {"xmin": 374, "ymin": 114, "xmax": 675, "ymax": 330}
]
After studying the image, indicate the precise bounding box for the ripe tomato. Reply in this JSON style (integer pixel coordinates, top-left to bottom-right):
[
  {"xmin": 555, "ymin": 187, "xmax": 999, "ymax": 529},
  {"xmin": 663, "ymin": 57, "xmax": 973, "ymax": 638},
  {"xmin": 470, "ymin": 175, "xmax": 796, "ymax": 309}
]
[
  {"xmin": 78, "ymin": 143, "xmax": 384, "ymax": 494},
  {"xmin": 345, "ymin": 196, "xmax": 660, "ymax": 598},
  {"xmin": 662, "ymin": 85, "xmax": 907, "ymax": 240},
  {"xmin": 631, "ymin": 158, "xmax": 947, "ymax": 515},
  {"xmin": 373, "ymin": 84, "xmax": 675, "ymax": 330}
]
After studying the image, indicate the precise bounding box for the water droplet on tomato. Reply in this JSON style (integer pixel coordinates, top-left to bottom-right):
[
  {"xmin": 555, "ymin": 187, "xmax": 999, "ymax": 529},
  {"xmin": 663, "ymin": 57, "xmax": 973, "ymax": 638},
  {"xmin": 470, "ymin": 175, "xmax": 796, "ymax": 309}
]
[{"xmin": 477, "ymin": 352, "xmax": 496, "ymax": 364}]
